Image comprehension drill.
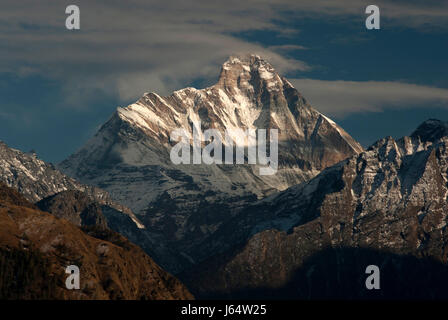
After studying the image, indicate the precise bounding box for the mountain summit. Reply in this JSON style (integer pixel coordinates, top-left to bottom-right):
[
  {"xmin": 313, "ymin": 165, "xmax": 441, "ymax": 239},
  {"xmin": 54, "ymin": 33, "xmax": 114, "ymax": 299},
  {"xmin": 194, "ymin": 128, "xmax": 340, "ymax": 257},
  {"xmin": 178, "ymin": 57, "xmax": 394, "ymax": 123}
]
[{"xmin": 59, "ymin": 54, "xmax": 363, "ymax": 272}]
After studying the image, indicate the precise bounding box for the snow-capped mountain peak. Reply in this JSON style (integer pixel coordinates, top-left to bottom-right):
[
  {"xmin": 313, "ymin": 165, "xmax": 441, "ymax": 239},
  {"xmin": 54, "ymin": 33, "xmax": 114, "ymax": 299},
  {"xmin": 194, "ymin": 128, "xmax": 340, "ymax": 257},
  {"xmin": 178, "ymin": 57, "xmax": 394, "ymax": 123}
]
[
  {"xmin": 218, "ymin": 54, "xmax": 285, "ymax": 92},
  {"xmin": 59, "ymin": 54, "xmax": 363, "ymax": 272}
]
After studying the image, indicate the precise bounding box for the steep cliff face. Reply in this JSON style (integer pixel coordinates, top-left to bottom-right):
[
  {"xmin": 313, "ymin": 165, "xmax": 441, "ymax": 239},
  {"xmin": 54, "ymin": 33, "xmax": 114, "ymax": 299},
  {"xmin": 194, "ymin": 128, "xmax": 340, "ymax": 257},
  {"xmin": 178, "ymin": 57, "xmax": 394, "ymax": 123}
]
[
  {"xmin": 182, "ymin": 120, "xmax": 448, "ymax": 299},
  {"xmin": 36, "ymin": 190, "xmax": 109, "ymax": 229},
  {"xmin": 0, "ymin": 183, "xmax": 193, "ymax": 300},
  {"xmin": 59, "ymin": 54, "xmax": 362, "ymax": 272}
]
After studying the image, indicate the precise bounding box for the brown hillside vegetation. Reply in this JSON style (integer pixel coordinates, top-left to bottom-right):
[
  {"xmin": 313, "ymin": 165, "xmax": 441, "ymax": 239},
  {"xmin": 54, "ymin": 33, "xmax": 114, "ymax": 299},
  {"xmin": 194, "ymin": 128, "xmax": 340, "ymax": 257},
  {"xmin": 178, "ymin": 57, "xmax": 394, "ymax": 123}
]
[{"xmin": 0, "ymin": 183, "xmax": 193, "ymax": 300}]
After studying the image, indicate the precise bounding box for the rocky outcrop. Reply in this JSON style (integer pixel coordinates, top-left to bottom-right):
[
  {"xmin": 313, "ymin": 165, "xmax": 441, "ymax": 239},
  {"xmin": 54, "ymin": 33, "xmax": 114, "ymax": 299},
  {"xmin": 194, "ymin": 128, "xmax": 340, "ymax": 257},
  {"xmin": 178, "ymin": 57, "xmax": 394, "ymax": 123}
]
[{"xmin": 37, "ymin": 190, "xmax": 108, "ymax": 229}]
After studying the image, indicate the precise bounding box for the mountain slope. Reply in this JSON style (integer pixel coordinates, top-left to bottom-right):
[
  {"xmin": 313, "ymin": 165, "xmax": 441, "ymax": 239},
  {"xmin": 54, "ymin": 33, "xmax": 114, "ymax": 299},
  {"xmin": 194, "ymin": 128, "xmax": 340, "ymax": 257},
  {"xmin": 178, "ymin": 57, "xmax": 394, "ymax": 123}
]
[
  {"xmin": 59, "ymin": 54, "xmax": 362, "ymax": 272},
  {"xmin": 181, "ymin": 119, "xmax": 448, "ymax": 298},
  {"xmin": 36, "ymin": 190, "xmax": 109, "ymax": 229},
  {"xmin": 0, "ymin": 183, "xmax": 193, "ymax": 300},
  {"xmin": 0, "ymin": 140, "xmax": 143, "ymax": 229},
  {"xmin": 0, "ymin": 140, "xmax": 184, "ymax": 274}
]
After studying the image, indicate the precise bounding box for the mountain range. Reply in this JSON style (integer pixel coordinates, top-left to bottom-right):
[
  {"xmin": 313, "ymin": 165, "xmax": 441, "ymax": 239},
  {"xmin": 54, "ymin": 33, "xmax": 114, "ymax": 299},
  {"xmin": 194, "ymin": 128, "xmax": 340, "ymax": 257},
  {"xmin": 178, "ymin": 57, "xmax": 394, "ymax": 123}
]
[
  {"xmin": 1, "ymin": 55, "xmax": 448, "ymax": 299},
  {"xmin": 181, "ymin": 119, "xmax": 448, "ymax": 299}
]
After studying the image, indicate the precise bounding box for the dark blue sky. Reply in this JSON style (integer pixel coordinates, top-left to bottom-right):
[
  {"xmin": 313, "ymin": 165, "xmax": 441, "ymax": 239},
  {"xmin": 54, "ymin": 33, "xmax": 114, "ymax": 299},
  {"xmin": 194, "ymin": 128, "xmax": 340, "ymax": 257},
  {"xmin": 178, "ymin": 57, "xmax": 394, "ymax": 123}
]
[{"xmin": 1, "ymin": 1, "xmax": 448, "ymax": 163}]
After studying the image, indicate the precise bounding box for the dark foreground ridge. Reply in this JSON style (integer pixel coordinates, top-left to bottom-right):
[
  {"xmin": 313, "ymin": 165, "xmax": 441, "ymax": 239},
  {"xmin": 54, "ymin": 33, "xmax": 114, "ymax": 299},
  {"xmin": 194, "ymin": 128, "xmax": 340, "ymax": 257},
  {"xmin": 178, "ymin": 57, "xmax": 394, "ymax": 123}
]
[
  {"xmin": 190, "ymin": 247, "xmax": 448, "ymax": 300},
  {"xmin": 0, "ymin": 182, "xmax": 193, "ymax": 300}
]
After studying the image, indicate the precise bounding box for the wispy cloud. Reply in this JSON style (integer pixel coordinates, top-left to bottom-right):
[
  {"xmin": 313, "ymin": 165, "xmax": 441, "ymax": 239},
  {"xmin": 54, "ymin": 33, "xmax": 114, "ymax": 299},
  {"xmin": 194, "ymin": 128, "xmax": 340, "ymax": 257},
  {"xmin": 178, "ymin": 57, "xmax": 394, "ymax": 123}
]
[
  {"xmin": 1, "ymin": 0, "xmax": 307, "ymax": 105},
  {"xmin": 268, "ymin": 44, "xmax": 308, "ymax": 52},
  {"xmin": 0, "ymin": 111, "xmax": 15, "ymax": 120},
  {"xmin": 2, "ymin": 0, "xmax": 447, "ymax": 107},
  {"xmin": 290, "ymin": 79, "xmax": 448, "ymax": 117}
]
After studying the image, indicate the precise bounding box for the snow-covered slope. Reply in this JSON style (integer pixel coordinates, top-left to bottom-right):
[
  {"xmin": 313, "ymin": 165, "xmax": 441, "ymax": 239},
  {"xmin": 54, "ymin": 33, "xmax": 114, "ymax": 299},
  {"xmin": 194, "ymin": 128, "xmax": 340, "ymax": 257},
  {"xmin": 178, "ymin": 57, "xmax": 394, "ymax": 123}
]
[{"xmin": 59, "ymin": 54, "xmax": 363, "ymax": 272}]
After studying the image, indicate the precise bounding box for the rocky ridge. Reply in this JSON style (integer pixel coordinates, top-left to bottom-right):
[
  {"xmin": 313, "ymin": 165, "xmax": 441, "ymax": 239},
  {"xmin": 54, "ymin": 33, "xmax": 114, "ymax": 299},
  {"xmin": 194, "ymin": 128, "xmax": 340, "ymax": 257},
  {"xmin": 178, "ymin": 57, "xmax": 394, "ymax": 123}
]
[
  {"xmin": 0, "ymin": 141, "xmax": 144, "ymax": 229},
  {"xmin": 181, "ymin": 119, "xmax": 448, "ymax": 298}
]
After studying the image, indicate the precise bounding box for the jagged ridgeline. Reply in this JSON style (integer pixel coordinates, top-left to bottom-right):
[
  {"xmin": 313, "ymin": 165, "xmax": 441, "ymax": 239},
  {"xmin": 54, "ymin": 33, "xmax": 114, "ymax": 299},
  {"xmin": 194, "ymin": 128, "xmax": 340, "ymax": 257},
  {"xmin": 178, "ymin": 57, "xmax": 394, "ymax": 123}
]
[{"xmin": 181, "ymin": 120, "xmax": 448, "ymax": 299}]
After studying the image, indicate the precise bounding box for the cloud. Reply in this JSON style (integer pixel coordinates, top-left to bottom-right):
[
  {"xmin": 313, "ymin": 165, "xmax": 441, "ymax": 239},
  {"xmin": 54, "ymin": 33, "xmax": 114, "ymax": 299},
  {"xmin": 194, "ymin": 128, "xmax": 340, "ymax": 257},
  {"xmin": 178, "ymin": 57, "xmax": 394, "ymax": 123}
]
[
  {"xmin": 290, "ymin": 79, "xmax": 448, "ymax": 117},
  {"xmin": 275, "ymin": 0, "xmax": 448, "ymax": 29},
  {"xmin": 1, "ymin": 0, "xmax": 313, "ymax": 105},
  {"xmin": 0, "ymin": 111, "xmax": 15, "ymax": 120},
  {"xmin": 2, "ymin": 0, "xmax": 447, "ymax": 108},
  {"xmin": 268, "ymin": 44, "xmax": 308, "ymax": 52}
]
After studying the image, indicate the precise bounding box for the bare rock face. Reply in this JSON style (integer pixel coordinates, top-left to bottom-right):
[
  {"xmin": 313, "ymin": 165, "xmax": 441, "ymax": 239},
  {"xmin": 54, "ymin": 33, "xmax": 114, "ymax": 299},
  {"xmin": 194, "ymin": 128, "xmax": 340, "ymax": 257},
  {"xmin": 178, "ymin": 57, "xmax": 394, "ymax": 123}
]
[
  {"xmin": 36, "ymin": 190, "xmax": 108, "ymax": 229},
  {"xmin": 0, "ymin": 184, "xmax": 193, "ymax": 300},
  {"xmin": 182, "ymin": 120, "xmax": 448, "ymax": 299},
  {"xmin": 59, "ymin": 54, "xmax": 362, "ymax": 273},
  {"xmin": 0, "ymin": 141, "xmax": 84, "ymax": 203}
]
